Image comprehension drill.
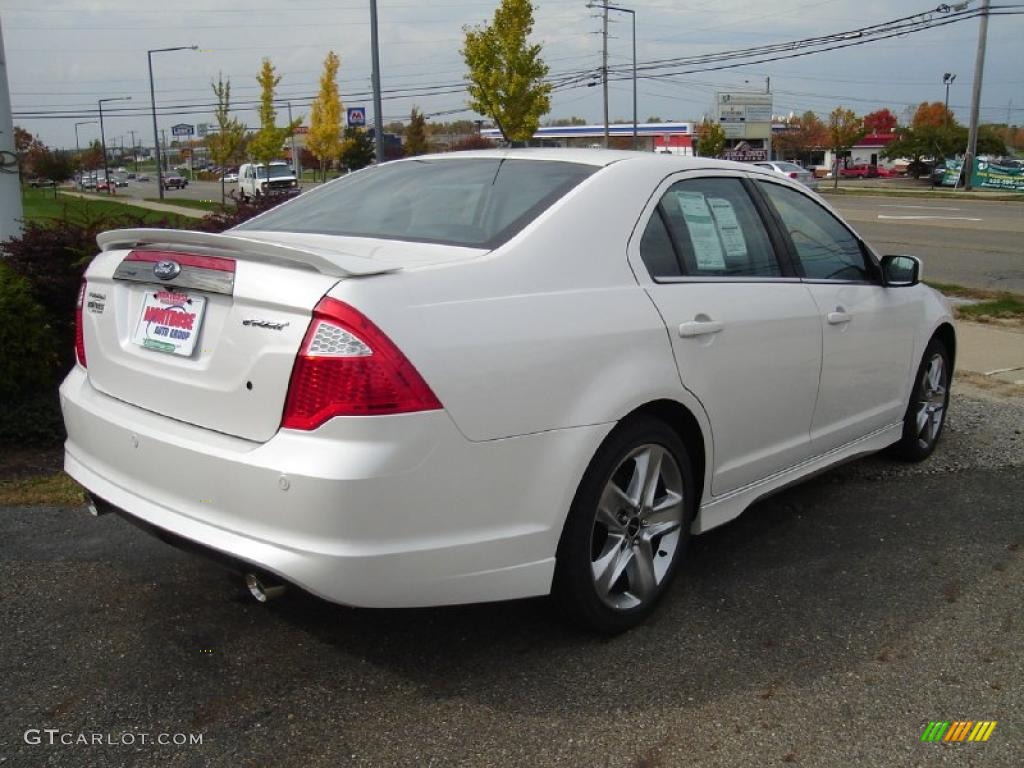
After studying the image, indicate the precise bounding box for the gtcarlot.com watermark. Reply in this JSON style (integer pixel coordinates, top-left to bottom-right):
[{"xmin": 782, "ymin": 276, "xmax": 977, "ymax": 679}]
[{"xmin": 24, "ymin": 729, "xmax": 203, "ymax": 747}]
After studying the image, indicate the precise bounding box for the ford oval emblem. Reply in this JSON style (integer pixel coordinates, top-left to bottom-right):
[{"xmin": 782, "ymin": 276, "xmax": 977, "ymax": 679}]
[{"xmin": 153, "ymin": 260, "xmax": 181, "ymax": 281}]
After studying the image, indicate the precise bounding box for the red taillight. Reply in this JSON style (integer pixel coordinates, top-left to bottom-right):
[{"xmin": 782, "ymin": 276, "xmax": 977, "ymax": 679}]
[
  {"xmin": 788, "ymin": 171, "xmax": 799, "ymax": 179},
  {"xmin": 75, "ymin": 280, "xmax": 87, "ymax": 368},
  {"xmin": 281, "ymin": 298, "xmax": 442, "ymax": 430}
]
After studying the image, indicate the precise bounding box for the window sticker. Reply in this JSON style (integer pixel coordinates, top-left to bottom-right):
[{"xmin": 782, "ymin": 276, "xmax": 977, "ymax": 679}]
[
  {"xmin": 707, "ymin": 197, "xmax": 748, "ymax": 259},
  {"xmin": 674, "ymin": 191, "xmax": 726, "ymax": 270}
]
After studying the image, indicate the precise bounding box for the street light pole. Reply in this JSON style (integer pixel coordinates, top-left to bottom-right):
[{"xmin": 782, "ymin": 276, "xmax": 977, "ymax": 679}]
[
  {"xmin": 74, "ymin": 120, "xmax": 96, "ymax": 155},
  {"xmin": 604, "ymin": 4, "xmax": 636, "ymax": 150},
  {"xmin": 98, "ymin": 96, "xmax": 131, "ymax": 195},
  {"xmin": 148, "ymin": 45, "xmax": 198, "ymax": 200},
  {"xmin": 369, "ymin": 0, "xmax": 385, "ymax": 164}
]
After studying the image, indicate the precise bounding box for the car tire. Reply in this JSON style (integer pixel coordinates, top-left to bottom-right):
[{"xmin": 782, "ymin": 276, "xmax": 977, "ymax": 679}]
[
  {"xmin": 891, "ymin": 338, "xmax": 951, "ymax": 462},
  {"xmin": 553, "ymin": 415, "xmax": 695, "ymax": 634}
]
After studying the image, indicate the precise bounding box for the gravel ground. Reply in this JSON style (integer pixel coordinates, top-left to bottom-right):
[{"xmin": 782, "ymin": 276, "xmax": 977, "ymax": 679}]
[{"xmin": 0, "ymin": 389, "xmax": 1021, "ymax": 768}]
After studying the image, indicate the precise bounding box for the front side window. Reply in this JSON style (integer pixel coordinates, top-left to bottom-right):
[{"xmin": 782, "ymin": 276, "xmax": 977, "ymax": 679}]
[
  {"xmin": 640, "ymin": 177, "xmax": 781, "ymax": 279},
  {"xmin": 236, "ymin": 158, "xmax": 597, "ymax": 248},
  {"xmin": 758, "ymin": 181, "xmax": 872, "ymax": 281}
]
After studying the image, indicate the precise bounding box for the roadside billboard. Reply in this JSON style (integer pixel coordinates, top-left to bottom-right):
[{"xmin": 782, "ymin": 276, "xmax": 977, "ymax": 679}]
[
  {"xmin": 940, "ymin": 158, "xmax": 1024, "ymax": 191},
  {"xmin": 717, "ymin": 92, "xmax": 772, "ymax": 140}
]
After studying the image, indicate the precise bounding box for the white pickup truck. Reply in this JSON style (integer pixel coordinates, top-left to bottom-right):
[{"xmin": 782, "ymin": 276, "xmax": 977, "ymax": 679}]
[{"xmin": 237, "ymin": 161, "xmax": 300, "ymax": 202}]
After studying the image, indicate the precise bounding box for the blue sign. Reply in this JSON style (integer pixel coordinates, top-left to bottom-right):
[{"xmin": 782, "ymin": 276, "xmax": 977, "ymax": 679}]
[{"xmin": 347, "ymin": 107, "xmax": 366, "ymax": 127}]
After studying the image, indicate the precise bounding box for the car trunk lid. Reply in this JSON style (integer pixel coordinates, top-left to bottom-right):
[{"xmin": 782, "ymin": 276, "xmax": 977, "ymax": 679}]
[{"xmin": 82, "ymin": 229, "xmax": 401, "ymax": 442}]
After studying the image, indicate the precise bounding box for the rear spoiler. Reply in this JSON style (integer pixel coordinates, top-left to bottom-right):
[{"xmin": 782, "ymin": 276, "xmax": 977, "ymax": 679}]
[{"xmin": 97, "ymin": 228, "xmax": 399, "ymax": 278}]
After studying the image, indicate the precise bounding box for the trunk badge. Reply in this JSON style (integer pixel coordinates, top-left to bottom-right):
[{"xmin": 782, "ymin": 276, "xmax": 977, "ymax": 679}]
[
  {"xmin": 153, "ymin": 260, "xmax": 181, "ymax": 280},
  {"xmin": 243, "ymin": 319, "xmax": 290, "ymax": 331}
]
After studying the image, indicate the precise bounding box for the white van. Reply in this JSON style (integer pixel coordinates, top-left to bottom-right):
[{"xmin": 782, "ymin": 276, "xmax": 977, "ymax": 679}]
[{"xmin": 238, "ymin": 161, "xmax": 299, "ymax": 202}]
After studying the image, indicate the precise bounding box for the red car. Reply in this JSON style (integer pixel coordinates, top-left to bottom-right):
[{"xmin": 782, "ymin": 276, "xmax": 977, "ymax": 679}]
[{"xmin": 839, "ymin": 163, "xmax": 879, "ymax": 179}]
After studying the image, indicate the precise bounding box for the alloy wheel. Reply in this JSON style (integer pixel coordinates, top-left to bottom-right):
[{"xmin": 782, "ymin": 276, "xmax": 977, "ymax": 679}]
[
  {"xmin": 589, "ymin": 444, "xmax": 685, "ymax": 611},
  {"xmin": 915, "ymin": 352, "xmax": 948, "ymax": 450}
]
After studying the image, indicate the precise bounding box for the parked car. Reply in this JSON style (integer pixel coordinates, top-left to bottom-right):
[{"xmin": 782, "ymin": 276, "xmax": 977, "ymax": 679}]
[
  {"xmin": 64, "ymin": 150, "xmax": 955, "ymax": 633},
  {"xmin": 137, "ymin": 174, "xmax": 151, "ymax": 182},
  {"xmin": 751, "ymin": 161, "xmax": 818, "ymax": 190},
  {"xmin": 874, "ymin": 166, "xmax": 902, "ymax": 178},
  {"xmin": 839, "ymin": 163, "xmax": 879, "ymax": 179},
  {"xmin": 162, "ymin": 172, "xmax": 188, "ymax": 190},
  {"xmin": 220, "ymin": 172, "xmax": 239, "ymax": 183},
  {"xmin": 28, "ymin": 178, "xmax": 55, "ymax": 188}
]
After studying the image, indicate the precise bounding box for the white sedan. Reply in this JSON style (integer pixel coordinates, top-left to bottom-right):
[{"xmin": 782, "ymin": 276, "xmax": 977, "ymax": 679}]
[{"xmin": 62, "ymin": 149, "xmax": 954, "ymax": 632}]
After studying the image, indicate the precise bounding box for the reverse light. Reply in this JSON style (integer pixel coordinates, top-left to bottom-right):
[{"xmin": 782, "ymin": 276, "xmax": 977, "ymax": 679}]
[
  {"xmin": 281, "ymin": 298, "xmax": 442, "ymax": 430},
  {"xmin": 75, "ymin": 280, "xmax": 87, "ymax": 367}
]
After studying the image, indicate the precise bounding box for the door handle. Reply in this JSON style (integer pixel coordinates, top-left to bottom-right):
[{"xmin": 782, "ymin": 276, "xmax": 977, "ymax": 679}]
[
  {"xmin": 678, "ymin": 319, "xmax": 724, "ymax": 338},
  {"xmin": 827, "ymin": 310, "xmax": 851, "ymax": 325}
]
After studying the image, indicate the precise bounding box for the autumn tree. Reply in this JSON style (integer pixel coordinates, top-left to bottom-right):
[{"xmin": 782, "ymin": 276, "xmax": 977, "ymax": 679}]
[
  {"xmin": 405, "ymin": 108, "xmax": 429, "ymax": 156},
  {"xmin": 863, "ymin": 108, "xmax": 898, "ymax": 134},
  {"xmin": 207, "ymin": 73, "xmax": 248, "ymax": 171},
  {"xmin": 912, "ymin": 101, "xmax": 956, "ymax": 129},
  {"xmin": 247, "ymin": 58, "xmax": 302, "ymax": 165},
  {"xmin": 308, "ymin": 51, "xmax": 344, "ymax": 180},
  {"xmin": 773, "ymin": 111, "xmax": 827, "ymax": 164},
  {"xmin": 827, "ymin": 107, "xmax": 866, "ymax": 188},
  {"xmin": 695, "ymin": 118, "xmax": 726, "ymax": 158},
  {"xmin": 462, "ymin": 0, "xmax": 551, "ymax": 143}
]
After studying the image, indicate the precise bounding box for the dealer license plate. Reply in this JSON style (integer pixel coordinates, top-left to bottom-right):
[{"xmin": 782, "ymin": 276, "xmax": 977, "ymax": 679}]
[{"xmin": 132, "ymin": 289, "xmax": 207, "ymax": 356}]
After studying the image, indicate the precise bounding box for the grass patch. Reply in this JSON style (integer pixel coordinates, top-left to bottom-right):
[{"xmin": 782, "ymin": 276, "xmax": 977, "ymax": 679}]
[
  {"xmin": 819, "ymin": 187, "xmax": 1024, "ymax": 202},
  {"xmin": 925, "ymin": 281, "xmax": 1024, "ymax": 321},
  {"xmin": 958, "ymin": 295, "xmax": 1024, "ymax": 320},
  {"xmin": 0, "ymin": 472, "xmax": 85, "ymax": 506},
  {"xmin": 21, "ymin": 187, "xmax": 190, "ymax": 227},
  {"xmin": 144, "ymin": 197, "xmax": 227, "ymax": 213}
]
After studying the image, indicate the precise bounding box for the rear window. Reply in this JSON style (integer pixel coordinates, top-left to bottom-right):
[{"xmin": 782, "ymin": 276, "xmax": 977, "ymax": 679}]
[{"xmin": 236, "ymin": 158, "xmax": 597, "ymax": 248}]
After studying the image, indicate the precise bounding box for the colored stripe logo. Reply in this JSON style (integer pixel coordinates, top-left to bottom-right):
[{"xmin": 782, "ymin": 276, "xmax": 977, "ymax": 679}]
[{"xmin": 921, "ymin": 721, "xmax": 997, "ymax": 742}]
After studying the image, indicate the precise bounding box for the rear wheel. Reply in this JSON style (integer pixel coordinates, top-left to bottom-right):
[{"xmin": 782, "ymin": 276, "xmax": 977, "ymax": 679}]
[
  {"xmin": 554, "ymin": 416, "xmax": 695, "ymax": 633},
  {"xmin": 891, "ymin": 339, "xmax": 951, "ymax": 461}
]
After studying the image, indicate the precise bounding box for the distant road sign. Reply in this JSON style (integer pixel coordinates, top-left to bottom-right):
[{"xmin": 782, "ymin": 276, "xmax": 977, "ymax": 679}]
[
  {"xmin": 171, "ymin": 123, "xmax": 195, "ymax": 137},
  {"xmin": 347, "ymin": 107, "xmax": 366, "ymax": 127},
  {"xmin": 196, "ymin": 123, "xmax": 209, "ymax": 138}
]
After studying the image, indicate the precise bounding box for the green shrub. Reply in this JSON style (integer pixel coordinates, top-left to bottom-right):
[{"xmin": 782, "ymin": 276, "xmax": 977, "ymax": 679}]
[{"xmin": 0, "ymin": 262, "xmax": 57, "ymax": 402}]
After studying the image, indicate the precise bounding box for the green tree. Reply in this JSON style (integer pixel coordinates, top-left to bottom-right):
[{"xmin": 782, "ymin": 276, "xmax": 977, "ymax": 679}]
[
  {"xmin": 248, "ymin": 58, "xmax": 302, "ymax": 164},
  {"xmin": 307, "ymin": 51, "xmax": 344, "ymax": 181},
  {"xmin": 695, "ymin": 118, "xmax": 726, "ymax": 158},
  {"xmin": 340, "ymin": 127, "xmax": 375, "ymax": 171},
  {"xmin": 827, "ymin": 107, "xmax": 866, "ymax": 189},
  {"xmin": 207, "ymin": 73, "xmax": 248, "ymax": 170},
  {"xmin": 462, "ymin": 0, "xmax": 551, "ymax": 143},
  {"xmin": 405, "ymin": 107, "xmax": 429, "ymax": 156}
]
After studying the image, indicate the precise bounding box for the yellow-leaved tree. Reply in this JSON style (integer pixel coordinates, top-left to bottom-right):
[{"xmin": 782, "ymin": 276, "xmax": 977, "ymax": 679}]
[
  {"xmin": 461, "ymin": 0, "xmax": 551, "ymax": 143},
  {"xmin": 308, "ymin": 51, "xmax": 344, "ymax": 180},
  {"xmin": 248, "ymin": 58, "xmax": 302, "ymax": 165}
]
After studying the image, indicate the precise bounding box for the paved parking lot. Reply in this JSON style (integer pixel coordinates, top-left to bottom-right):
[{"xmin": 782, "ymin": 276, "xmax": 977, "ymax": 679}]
[{"xmin": 2, "ymin": 387, "xmax": 1022, "ymax": 767}]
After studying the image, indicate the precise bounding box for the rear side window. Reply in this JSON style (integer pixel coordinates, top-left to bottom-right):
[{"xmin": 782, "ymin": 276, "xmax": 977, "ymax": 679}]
[
  {"xmin": 235, "ymin": 158, "xmax": 596, "ymax": 248},
  {"xmin": 641, "ymin": 177, "xmax": 781, "ymax": 278},
  {"xmin": 757, "ymin": 181, "xmax": 871, "ymax": 281}
]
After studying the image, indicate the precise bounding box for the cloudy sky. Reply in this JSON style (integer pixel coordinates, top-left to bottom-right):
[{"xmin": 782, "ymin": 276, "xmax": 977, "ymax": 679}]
[{"xmin": 4, "ymin": 0, "xmax": 1022, "ymax": 149}]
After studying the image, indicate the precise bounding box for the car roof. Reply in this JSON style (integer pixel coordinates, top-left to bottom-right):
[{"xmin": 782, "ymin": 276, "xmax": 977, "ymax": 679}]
[{"xmin": 385, "ymin": 147, "xmax": 767, "ymax": 175}]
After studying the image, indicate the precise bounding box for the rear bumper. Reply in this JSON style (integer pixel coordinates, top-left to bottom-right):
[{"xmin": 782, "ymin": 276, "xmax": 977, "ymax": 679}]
[{"xmin": 60, "ymin": 367, "xmax": 607, "ymax": 607}]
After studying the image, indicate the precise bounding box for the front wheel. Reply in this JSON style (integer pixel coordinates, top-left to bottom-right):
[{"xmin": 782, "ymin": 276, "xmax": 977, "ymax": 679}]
[
  {"xmin": 891, "ymin": 339, "xmax": 951, "ymax": 461},
  {"xmin": 553, "ymin": 416, "xmax": 695, "ymax": 633}
]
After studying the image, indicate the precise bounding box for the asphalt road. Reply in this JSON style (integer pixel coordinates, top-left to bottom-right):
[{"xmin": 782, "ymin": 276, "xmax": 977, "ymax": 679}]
[
  {"xmin": 2, "ymin": 389, "xmax": 1022, "ymax": 767},
  {"xmin": 825, "ymin": 195, "xmax": 1023, "ymax": 293}
]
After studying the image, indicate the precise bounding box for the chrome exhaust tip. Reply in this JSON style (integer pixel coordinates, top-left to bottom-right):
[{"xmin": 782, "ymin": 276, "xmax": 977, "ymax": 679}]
[
  {"xmin": 244, "ymin": 572, "xmax": 286, "ymax": 603},
  {"xmin": 86, "ymin": 493, "xmax": 111, "ymax": 517}
]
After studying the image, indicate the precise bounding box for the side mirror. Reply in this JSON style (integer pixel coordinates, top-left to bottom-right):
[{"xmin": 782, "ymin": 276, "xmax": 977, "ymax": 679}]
[{"xmin": 881, "ymin": 254, "xmax": 921, "ymax": 287}]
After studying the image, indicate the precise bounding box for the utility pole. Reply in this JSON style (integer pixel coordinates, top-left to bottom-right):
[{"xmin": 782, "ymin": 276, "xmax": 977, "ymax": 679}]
[
  {"xmin": 766, "ymin": 76, "xmax": 773, "ymax": 161},
  {"xmin": 602, "ymin": 0, "xmax": 610, "ymax": 148},
  {"xmin": 129, "ymin": 129, "xmax": 138, "ymax": 172},
  {"xmin": 287, "ymin": 101, "xmax": 300, "ymax": 179},
  {"xmin": 0, "ymin": 17, "xmax": 23, "ymax": 240},
  {"xmin": 369, "ymin": 0, "xmax": 385, "ymax": 164},
  {"xmin": 964, "ymin": 0, "xmax": 990, "ymax": 191}
]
